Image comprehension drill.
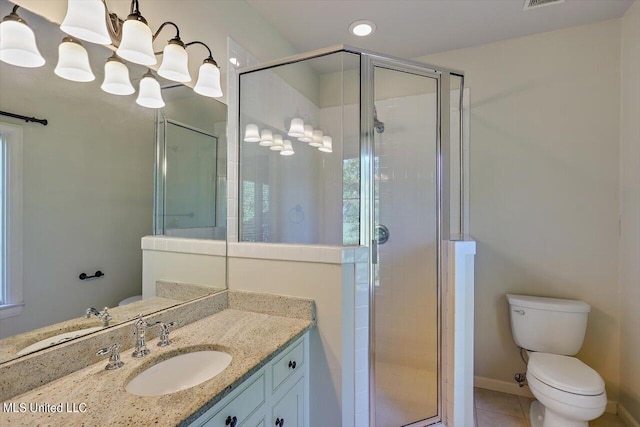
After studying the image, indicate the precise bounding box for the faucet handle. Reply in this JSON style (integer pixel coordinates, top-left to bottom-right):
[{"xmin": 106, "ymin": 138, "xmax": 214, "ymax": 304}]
[
  {"xmin": 156, "ymin": 321, "xmax": 176, "ymax": 347},
  {"xmin": 100, "ymin": 307, "xmax": 112, "ymax": 326},
  {"xmin": 96, "ymin": 343, "xmax": 124, "ymax": 370}
]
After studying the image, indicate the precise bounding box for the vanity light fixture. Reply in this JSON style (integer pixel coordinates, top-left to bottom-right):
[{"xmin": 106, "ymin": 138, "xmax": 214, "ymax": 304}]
[
  {"xmin": 310, "ymin": 130, "xmax": 324, "ymax": 147},
  {"xmin": 288, "ymin": 118, "xmax": 305, "ymax": 138},
  {"xmin": 54, "ymin": 37, "xmax": 95, "ymax": 82},
  {"xmin": 0, "ymin": 5, "xmax": 45, "ymax": 68},
  {"xmin": 280, "ymin": 140, "xmax": 294, "ymax": 156},
  {"xmin": 349, "ymin": 20, "xmax": 376, "ymax": 37},
  {"xmin": 157, "ymin": 27, "xmax": 191, "ymax": 82},
  {"xmin": 101, "ymin": 54, "xmax": 135, "ymax": 95},
  {"xmin": 270, "ymin": 134, "xmax": 284, "ymax": 151},
  {"xmin": 259, "ymin": 129, "xmax": 274, "ymax": 147},
  {"xmin": 319, "ymin": 135, "xmax": 333, "ymax": 153},
  {"xmin": 60, "ymin": 0, "xmax": 111, "ymax": 45},
  {"xmin": 298, "ymin": 124, "xmax": 314, "ymax": 143},
  {"xmin": 116, "ymin": 1, "xmax": 156, "ymax": 66},
  {"xmin": 244, "ymin": 124, "xmax": 261, "ymax": 142},
  {"xmin": 136, "ymin": 70, "xmax": 165, "ymax": 108},
  {"xmin": 59, "ymin": 0, "xmax": 224, "ymax": 98}
]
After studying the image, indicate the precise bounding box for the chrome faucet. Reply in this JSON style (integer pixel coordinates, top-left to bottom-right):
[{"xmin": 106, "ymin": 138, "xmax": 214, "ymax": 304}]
[
  {"xmin": 131, "ymin": 314, "xmax": 151, "ymax": 358},
  {"xmin": 85, "ymin": 306, "xmax": 112, "ymax": 327},
  {"xmin": 152, "ymin": 321, "xmax": 176, "ymax": 347},
  {"xmin": 96, "ymin": 343, "xmax": 124, "ymax": 370}
]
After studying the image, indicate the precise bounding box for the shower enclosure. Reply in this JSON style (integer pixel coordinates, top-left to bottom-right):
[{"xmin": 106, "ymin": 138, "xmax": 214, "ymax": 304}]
[{"xmin": 238, "ymin": 46, "xmax": 465, "ymax": 427}]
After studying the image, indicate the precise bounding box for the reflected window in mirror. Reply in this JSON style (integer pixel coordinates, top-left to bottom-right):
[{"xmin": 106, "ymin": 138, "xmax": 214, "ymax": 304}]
[{"xmin": 0, "ymin": 123, "xmax": 24, "ymax": 319}]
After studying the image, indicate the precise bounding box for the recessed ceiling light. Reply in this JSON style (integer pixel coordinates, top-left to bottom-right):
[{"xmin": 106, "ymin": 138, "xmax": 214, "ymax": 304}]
[
  {"xmin": 229, "ymin": 57, "xmax": 239, "ymax": 66},
  {"xmin": 349, "ymin": 20, "xmax": 376, "ymax": 37}
]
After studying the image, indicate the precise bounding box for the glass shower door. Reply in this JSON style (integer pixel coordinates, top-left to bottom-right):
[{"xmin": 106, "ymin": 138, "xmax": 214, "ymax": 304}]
[{"xmin": 371, "ymin": 65, "xmax": 440, "ymax": 427}]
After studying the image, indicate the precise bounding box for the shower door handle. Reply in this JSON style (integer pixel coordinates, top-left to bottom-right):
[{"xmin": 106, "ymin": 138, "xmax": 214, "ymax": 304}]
[{"xmin": 376, "ymin": 224, "xmax": 390, "ymax": 244}]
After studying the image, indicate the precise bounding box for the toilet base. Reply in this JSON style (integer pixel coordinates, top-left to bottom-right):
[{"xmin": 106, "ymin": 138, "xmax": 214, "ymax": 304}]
[{"xmin": 529, "ymin": 400, "xmax": 589, "ymax": 427}]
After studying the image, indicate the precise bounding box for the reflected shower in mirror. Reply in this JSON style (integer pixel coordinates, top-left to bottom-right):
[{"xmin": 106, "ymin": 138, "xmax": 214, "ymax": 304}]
[
  {"xmin": 155, "ymin": 85, "xmax": 227, "ymax": 240},
  {"xmin": 0, "ymin": 1, "xmax": 227, "ymax": 363}
]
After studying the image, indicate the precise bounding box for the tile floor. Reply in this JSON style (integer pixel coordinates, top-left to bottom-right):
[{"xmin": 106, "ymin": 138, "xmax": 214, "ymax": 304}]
[{"xmin": 474, "ymin": 388, "xmax": 628, "ymax": 427}]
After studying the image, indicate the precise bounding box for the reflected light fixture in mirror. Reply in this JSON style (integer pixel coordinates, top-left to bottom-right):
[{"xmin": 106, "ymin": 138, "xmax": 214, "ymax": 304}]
[
  {"xmin": 270, "ymin": 134, "xmax": 284, "ymax": 151},
  {"xmin": 136, "ymin": 70, "xmax": 165, "ymax": 108},
  {"xmin": 0, "ymin": 5, "xmax": 45, "ymax": 68},
  {"xmin": 244, "ymin": 124, "xmax": 260, "ymax": 142},
  {"xmin": 310, "ymin": 129, "xmax": 323, "ymax": 147},
  {"xmin": 288, "ymin": 117, "xmax": 305, "ymax": 138},
  {"xmin": 101, "ymin": 55, "xmax": 135, "ymax": 95},
  {"xmin": 299, "ymin": 124, "xmax": 314, "ymax": 143},
  {"xmin": 280, "ymin": 140, "xmax": 294, "ymax": 156},
  {"xmin": 60, "ymin": 0, "xmax": 111, "ymax": 45},
  {"xmin": 319, "ymin": 136, "xmax": 333, "ymax": 153},
  {"xmin": 259, "ymin": 129, "xmax": 274, "ymax": 147},
  {"xmin": 54, "ymin": 37, "xmax": 95, "ymax": 82}
]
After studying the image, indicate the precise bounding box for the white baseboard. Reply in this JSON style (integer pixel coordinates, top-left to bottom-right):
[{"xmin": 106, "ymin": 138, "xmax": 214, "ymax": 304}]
[
  {"xmin": 619, "ymin": 404, "xmax": 640, "ymax": 427},
  {"xmin": 474, "ymin": 376, "xmax": 617, "ymax": 414},
  {"xmin": 474, "ymin": 376, "xmax": 534, "ymax": 398}
]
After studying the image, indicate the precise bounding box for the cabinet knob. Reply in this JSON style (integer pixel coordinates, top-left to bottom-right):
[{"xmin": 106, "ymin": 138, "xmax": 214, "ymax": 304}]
[
  {"xmin": 288, "ymin": 360, "xmax": 296, "ymax": 369},
  {"xmin": 275, "ymin": 418, "xmax": 285, "ymax": 427},
  {"xmin": 225, "ymin": 415, "xmax": 237, "ymax": 427}
]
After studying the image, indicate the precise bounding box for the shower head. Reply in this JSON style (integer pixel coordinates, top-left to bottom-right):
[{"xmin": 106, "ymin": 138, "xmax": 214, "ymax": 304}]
[{"xmin": 373, "ymin": 106, "xmax": 385, "ymax": 134}]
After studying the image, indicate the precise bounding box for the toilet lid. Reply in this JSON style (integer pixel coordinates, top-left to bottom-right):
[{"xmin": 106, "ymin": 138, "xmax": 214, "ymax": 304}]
[{"xmin": 528, "ymin": 352, "xmax": 604, "ymax": 396}]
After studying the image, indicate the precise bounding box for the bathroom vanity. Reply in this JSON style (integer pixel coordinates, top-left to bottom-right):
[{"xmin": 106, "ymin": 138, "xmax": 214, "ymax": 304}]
[{"xmin": 0, "ymin": 290, "xmax": 315, "ymax": 427}]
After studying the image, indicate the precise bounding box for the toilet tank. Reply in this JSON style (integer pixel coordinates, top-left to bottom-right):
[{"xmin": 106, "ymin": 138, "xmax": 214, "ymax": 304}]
[{"xmin": 506, "ymin": 294, "xmax": 591, "ymax": 356}]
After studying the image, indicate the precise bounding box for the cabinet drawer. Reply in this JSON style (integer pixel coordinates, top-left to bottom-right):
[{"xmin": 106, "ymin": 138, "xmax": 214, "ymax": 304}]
[
  {"xmin": 272, "ymin": 340, "xmax": 305, "ymax": 392},
  {"xmin": 201, "ymin": 373, "xmax": 265, "ymax": 427}
]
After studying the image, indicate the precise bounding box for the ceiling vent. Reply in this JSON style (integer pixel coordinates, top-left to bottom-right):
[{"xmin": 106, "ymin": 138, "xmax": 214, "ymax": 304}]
[{"xmin": 523, "ymin": 0, "xmax": 565, "ymax": 10}]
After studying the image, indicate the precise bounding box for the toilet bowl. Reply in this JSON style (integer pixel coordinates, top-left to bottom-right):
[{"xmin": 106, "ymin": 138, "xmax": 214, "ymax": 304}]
[
  {"xmin": 118, "ymin": 295, "xmax": 142, "ymax": 306},
  {"xmin": 527, "ymin": 352, "xmax": 606, "ymax": 427},
  {"xmin": 506, "ymin": 294, "xmax": 607, "ymax": 427}
]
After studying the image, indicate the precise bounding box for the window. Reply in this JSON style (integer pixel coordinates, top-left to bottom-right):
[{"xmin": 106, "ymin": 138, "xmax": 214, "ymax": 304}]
[{"xmin": 0, "ymin": 123, "xmax": 24, "ymax": 319}]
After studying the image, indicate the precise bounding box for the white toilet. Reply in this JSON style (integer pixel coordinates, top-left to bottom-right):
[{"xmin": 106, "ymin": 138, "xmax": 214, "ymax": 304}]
[{"xmin": 507, "ymin": 294, "xmax": 607, "ymax": 427}]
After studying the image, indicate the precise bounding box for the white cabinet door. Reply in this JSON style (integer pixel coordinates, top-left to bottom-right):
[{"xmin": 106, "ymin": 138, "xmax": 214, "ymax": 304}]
[{"xmin": 271, "ymin": 377, "xmax": 304, "ymax": 427}]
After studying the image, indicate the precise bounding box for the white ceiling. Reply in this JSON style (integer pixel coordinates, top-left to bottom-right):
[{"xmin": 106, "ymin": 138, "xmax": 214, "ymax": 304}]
[{"xmin": 246, "ymin": 0, "xmax": 633, "ymax": 59}]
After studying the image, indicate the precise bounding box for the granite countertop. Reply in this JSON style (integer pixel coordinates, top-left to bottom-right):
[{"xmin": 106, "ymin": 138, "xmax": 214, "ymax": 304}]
[
  {"xmin": 2, "ymin": 308, "xmax": 314, "ymax": 426},
  {"xmin": 0, "ymin": 297, "xmax": 182, "ymax": 364}
]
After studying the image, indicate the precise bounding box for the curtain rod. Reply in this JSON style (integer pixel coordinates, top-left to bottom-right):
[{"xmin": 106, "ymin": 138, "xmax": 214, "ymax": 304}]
[{"xmin": 0, "ymin": 110, "xmax": 48, "ymax": 126}]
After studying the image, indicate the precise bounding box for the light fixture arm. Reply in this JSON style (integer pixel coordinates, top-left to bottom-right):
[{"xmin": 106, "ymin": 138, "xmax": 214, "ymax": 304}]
[
  {"xmin": 185, "ymin": 41, "xmax": 218, "ymax": 67},
  {"xmin": 152, "ymin": 21, "xmax": 180, "ymax": 42},
  {"xmin": 3, "ymin": 5, "xmax": 25, "ymax": 24}
]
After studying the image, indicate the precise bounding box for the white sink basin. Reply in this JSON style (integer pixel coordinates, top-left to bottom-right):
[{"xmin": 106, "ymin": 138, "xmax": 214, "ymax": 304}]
[
  {"xmin": 125, "ymin": 350, "xmax": 232, "ymax": 397},
  {"xmin": 17, "ymin": 326, "xmax": 104, "ymax": 356}
]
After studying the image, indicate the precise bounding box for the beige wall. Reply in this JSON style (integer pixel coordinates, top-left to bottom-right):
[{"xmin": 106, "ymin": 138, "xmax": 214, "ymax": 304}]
[
  {"xmin": 619, "ymin": 0, "xmax": 640, "ymax": 421},
  {"xmin": 228, "ymin": 258, "xmax": 344, "ymax": 427},
  {"xmin": 418, "ymin": 20, "xmax": 623, "ymax": 399}
]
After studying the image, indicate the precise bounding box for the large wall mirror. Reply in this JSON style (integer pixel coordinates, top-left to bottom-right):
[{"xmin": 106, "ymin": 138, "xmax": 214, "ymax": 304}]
[{"xmin": 0, "ymin": 0, "xmax": 227, "ymax": 363}]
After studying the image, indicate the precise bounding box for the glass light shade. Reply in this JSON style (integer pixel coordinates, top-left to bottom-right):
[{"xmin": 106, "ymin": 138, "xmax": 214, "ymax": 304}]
[
  {"xmin": 101, "ymin": 58, "xmax": 134, "ymax": 95},
  {"xmin": 136, "ymin": 74, "xmax": 165, "ymax": 109},
  {"xmin": 288, "ymin": 118, "xmax": 304, "ymax": 137},
  {"xmin": 0, "ymin": 20, "xmax": 45, "ymax": 68},
  {"xmin": 280, "ymin": 140, "xmax": 294, "ymax": 156},
  {"xmin": 309, "ymin": 129, "xmax": 323, "ymax": 147},
  {"xmin": 60, "ymin": 0, "xmax": 111, "ymax": 45},
  {"xmin": 259, "ymin": 129, "xmax": 274, "ymax": 147},
  {"xmin": 244, "ymin": 124, "xmax": 260, "ymax": 142},
  {"xmin": 54, "ymin": 38, "xmax": 95, "ymax": 82},
  {"xmin": 158, "ymin": 42, "xmax": 191, "ymax": 82},
  {"xmin": 298, "ymin": 124, "xmax": 314, "ymax": 142},
  {"xmin": 319, "ymin": 136, "xmax": 333, "ymax": 153},
  {"xmin": 194, "ymin": 61, "xmax": 222, "ymax": 98},
  {"xmin": 116, "ymin": 18, "xmax": 156, "ymax": 66},
  {"xmin": 270, "ymin": 134, "xmax": 284, "ymax": 151}
]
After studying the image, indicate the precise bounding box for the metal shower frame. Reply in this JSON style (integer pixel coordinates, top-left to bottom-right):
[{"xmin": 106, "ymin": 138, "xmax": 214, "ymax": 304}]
[{"xmin": 237, "ymin": 44, "xmax": 465, "ymax": 427}]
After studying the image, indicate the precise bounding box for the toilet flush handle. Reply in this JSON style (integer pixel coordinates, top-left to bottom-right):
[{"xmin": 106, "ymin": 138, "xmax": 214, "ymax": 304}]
[{"xmin": 513, "ymin": 309, "xmax": 525, "ymax": 315}]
